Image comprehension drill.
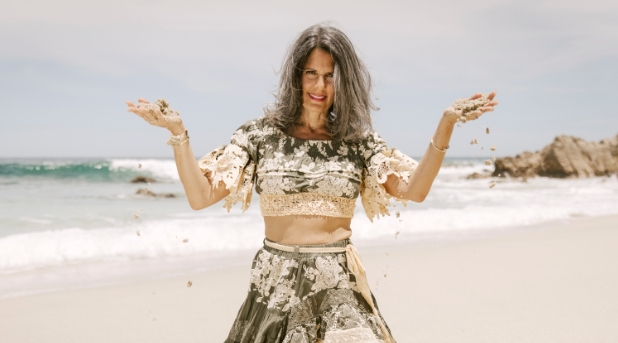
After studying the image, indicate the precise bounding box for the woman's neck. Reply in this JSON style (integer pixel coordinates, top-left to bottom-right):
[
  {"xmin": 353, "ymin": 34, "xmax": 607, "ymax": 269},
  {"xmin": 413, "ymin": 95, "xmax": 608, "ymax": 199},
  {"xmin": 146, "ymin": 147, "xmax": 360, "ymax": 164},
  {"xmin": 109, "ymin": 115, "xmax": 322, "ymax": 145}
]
[
  {"xmin": 293, "ymin": 109, "xmax": 331, "ymax": 140},
  {"xmin": 298, "ymin": 109, "xmax": 327, "ymax": 132}
]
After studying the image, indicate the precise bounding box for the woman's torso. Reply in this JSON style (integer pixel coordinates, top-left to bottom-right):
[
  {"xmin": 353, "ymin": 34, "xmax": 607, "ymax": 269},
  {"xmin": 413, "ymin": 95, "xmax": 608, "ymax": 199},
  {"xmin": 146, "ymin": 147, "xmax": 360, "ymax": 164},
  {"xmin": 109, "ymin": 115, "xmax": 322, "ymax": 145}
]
[
  {"xmin": 264, "ymin": 216, "xmax": 352, "ymax": 245},
  {"xmin": 251, "ymin": 119, "xmax": 366, "ymax": 245}
]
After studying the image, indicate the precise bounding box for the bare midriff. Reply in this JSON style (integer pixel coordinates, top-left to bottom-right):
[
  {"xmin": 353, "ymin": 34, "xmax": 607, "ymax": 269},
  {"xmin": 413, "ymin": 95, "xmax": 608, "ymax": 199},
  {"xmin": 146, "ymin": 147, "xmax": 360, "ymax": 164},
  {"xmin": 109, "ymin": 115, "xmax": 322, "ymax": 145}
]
[{"xmin": 264, "ymin": 215, "xmax": 352, "ymax": 245}]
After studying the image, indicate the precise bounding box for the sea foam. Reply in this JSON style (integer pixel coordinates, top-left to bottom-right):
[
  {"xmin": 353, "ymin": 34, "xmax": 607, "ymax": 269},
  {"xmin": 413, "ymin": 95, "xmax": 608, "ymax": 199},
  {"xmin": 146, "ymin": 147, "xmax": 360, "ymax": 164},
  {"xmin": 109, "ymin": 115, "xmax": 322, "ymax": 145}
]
[{"xmin": 2, "ymin": 174, "xmax": 617, "ymax": 275}]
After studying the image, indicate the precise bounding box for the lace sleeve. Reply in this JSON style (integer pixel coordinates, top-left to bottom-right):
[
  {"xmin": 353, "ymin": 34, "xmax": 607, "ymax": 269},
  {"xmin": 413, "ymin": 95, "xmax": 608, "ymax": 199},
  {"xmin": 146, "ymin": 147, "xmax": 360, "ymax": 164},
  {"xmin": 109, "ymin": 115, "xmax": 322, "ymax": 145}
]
[
  {"xmin": 360, "ymin": 131, "xmax": 418, "ymax": 222},
  {"xmin": 197, "ymin": 119, "xmax": 261, "ymax": 212}
]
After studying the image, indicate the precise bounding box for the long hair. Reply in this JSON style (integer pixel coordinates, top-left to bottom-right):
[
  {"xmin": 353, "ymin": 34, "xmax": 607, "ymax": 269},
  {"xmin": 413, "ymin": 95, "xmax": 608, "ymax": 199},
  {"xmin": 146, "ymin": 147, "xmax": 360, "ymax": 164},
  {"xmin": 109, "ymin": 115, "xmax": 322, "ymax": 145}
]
[{"xmin": 264, "ymin": 23, "xmax": 377, "ymax": 141}]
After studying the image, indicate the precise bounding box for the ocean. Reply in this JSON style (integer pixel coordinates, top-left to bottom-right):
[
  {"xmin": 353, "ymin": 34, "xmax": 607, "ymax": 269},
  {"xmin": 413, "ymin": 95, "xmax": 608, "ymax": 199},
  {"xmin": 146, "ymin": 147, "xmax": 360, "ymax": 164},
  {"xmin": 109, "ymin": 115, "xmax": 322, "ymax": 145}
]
[{"xmin": 1, "ymin": 157, "xmax": 617, "ymax": 299}]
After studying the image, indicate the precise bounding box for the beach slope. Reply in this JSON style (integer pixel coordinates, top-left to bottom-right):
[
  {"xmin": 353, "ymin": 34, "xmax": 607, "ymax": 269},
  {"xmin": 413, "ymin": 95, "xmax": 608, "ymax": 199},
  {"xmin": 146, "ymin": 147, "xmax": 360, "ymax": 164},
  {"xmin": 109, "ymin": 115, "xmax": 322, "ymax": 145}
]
[{"xmin": 1, "ymin": 215, "xmax": 617, "ymax": 342}]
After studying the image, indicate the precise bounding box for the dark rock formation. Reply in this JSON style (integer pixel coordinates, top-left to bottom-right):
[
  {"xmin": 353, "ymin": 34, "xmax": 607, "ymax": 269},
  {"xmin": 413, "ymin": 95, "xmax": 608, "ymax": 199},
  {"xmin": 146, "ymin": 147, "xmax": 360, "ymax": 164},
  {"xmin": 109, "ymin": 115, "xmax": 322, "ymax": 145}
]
[
  {"xmin": 136, "ymin": 188, "xmax": 176, "ymax": 198},
  {"xmin": 493, "ymin": 134, "xmax": 618, "ymax": 178},
  {"xmin": 131, "ymin": 176, "xmax": 156, "ymax": 183}
]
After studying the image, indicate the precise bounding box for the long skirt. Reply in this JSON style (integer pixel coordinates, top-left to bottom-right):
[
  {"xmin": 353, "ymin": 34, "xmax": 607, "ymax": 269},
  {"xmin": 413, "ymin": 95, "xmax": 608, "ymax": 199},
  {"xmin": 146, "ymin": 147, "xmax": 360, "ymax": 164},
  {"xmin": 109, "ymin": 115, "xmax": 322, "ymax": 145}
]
[{"xmin": 224, "ymin": 238, "xmax": 396, "ymax": 343}]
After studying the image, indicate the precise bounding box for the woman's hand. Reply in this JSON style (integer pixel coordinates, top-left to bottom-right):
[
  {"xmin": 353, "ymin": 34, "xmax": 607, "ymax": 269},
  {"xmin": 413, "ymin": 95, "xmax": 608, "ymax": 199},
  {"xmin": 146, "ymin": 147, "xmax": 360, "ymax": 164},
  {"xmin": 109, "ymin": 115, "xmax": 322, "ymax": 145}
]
[
  {"xmin": 443, "ymin": 91, "xmax": 499, "ymax": 125},
  {"xmin": 126, "ymin": 98, "xmax": 185, "ymax": 134}
]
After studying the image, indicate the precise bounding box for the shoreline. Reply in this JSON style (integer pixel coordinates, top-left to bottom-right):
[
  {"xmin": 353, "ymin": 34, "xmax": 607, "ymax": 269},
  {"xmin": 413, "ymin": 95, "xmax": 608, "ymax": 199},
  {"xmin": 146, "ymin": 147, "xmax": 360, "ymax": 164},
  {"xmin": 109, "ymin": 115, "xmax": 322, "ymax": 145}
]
[
  {"xmin": 0, "ymin": 213, "xmax": 595, "ymax": 301},
  {"xmin": 1, "ymin": 214, "xmax": 617, "ymax": 342}
]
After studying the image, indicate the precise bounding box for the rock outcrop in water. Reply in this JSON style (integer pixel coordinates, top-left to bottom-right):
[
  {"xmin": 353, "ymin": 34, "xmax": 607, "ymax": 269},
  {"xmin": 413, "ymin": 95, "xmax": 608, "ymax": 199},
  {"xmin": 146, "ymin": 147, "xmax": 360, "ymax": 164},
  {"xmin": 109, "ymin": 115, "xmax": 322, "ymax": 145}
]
[
  {"xmin": 136, "ymin": 188, "xmax": 176, "ymax": 198},
  {"xmin": 493, "ymin": 134, "xmax": 618, "ymax": 178},
  {"xmin": 131, "ymin": 176, "xmax": 156, "ymax": 183}
]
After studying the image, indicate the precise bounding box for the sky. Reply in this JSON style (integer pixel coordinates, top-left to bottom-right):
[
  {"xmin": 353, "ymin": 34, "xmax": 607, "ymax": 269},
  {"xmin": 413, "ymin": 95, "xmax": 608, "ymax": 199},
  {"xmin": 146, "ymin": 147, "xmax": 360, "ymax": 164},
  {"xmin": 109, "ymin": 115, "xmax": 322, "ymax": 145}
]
[{"xmin": 0, "ymin": 0, "xmax": 617, "ymax": 158}]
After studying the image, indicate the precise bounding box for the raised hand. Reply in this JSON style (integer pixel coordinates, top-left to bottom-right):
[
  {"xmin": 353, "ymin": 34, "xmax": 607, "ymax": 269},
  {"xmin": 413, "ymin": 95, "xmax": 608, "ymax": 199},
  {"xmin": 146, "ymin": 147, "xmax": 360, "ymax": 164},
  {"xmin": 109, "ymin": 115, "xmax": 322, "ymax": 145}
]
[
  {"xmin": 126, "ymin": 98, "xmax": 184, "ymax": 133},
  {"xmin": 443, "ymin": 91, "xmax": 498, "ymax": 125}
]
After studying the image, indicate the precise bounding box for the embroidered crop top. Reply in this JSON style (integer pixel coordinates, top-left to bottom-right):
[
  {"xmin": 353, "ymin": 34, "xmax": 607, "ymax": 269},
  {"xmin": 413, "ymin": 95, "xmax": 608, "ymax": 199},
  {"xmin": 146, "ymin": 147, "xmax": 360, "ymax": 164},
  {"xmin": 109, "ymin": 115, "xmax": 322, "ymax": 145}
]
[{"xmin": 197, "ymin": 117, "xmax": 418, "ymax": 221}]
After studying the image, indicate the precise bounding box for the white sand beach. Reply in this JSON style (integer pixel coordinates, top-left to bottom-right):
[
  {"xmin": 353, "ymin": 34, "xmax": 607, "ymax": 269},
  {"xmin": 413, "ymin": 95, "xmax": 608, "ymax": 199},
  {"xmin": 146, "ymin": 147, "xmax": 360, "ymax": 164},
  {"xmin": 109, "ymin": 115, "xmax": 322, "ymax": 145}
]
[{"xmin": 1, "ymin": 215, "xmax": 617, "ymax": 343}]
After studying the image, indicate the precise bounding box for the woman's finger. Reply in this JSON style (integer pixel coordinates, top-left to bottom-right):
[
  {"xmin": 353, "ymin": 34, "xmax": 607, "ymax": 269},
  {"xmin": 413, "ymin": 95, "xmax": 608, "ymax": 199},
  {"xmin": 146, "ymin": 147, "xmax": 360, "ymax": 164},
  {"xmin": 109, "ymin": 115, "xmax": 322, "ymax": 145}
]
[
  {"xmin": 134, "ymin": 105, "xmax": 154, "ymax": 120},
  {"xmin": 469, "ymin": 93, "xmax": 482, "ymax": 100},
  {"xmin": 127, "ymin": 101, "xmax": 163, "ymax": 126},
  {"xmin": 142, "ymin": 110, "xmax": 156, "ymax": 122},
  {"xmin": 127, "ymin": 106, "xmax": 146, "ymax": 118},
  {"xmin": 126, "ymin": 99, "xmax": 172, "ymax": 128},
  {"xmin": 487, "ymin": 91, "xmax": 497, "ymax": 100},
  {"xmin": 479, "ymin": 106, "xmax": 494, "ymax": 113}
]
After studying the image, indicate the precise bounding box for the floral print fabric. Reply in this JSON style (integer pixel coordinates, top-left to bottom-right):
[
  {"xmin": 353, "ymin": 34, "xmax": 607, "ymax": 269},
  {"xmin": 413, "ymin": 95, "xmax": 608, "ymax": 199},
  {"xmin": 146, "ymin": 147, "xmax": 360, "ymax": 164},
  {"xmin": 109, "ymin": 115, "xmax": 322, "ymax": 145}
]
[
  {"xmin": 198, "ymin": 116, "xmax": 418, "ymax": 221},
  {"xmin": 225, "ymin": 240, "xmax": 394, "ymax": 343}
]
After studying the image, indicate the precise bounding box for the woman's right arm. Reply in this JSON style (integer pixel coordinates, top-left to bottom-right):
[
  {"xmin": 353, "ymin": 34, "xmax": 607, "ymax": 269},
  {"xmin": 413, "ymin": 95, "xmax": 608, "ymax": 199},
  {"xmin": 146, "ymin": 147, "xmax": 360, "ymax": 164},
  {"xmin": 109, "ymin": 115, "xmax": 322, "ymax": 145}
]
[
  {"xmin": 127, "ymin": 98, "xmax": 229, "ymax": 210},
  {"xmin": 168, "ymin": 124, "xmax": 230, "ymax": 210}
]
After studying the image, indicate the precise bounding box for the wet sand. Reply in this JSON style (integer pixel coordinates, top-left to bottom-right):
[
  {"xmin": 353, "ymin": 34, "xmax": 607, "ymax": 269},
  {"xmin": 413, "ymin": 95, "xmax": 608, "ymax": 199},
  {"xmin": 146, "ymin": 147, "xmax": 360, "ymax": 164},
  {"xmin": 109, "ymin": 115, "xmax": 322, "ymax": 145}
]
[{"xmin": 1, "ymin": 215, "xmax": 617, "ymax": 342}]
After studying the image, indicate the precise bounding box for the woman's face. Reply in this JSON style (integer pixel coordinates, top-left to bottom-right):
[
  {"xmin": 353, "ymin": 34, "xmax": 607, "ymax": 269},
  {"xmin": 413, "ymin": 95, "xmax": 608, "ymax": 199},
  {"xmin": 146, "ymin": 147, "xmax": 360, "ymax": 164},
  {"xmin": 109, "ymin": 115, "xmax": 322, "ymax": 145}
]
[{"xmin": 301, "ymin": 48, "xmax": 335, "ymax": 117}]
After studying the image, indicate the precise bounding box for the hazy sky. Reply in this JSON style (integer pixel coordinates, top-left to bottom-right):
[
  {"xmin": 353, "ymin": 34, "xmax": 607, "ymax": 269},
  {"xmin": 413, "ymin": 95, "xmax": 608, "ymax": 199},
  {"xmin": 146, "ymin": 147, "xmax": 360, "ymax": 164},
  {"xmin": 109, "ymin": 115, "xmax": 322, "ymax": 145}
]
[{"xmin": 1, "ymin": 0, "xmax": 617, "ymax": 158}]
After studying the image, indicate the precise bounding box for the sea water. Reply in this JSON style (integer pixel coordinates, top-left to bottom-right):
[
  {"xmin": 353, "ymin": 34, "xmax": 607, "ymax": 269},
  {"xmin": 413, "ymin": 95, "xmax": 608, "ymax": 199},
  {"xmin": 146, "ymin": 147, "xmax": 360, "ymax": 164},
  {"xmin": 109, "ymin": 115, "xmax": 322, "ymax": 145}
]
[{"xmin": 1, "ymin": 158, "xmax": 617, "ymax": 298}]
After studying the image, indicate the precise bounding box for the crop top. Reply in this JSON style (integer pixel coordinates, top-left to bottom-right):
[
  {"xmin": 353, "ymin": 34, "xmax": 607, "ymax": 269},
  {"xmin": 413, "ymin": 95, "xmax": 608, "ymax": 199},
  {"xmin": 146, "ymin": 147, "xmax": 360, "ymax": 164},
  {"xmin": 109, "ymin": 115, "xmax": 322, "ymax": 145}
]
[{"xmin": 197, "ymin": 116, "xmax": 418, "ymax": 221}]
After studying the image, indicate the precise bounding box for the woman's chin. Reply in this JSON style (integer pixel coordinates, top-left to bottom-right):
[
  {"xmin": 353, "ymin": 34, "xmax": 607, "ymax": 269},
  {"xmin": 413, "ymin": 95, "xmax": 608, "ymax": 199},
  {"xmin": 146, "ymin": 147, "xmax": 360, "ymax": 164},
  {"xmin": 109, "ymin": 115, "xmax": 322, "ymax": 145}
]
[{"xmin": 303, "ymin": 104, "xmax": 330, "ymax": 115}]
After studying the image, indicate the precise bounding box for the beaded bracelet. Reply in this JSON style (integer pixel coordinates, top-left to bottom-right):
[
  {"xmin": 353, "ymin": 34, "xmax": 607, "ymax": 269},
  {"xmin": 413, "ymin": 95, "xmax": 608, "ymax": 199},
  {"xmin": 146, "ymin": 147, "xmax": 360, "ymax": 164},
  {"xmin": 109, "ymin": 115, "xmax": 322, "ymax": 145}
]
[
  {"xmin": 430, "ymin": 138, "xmax": 448, "ymax": 153},
  {"xmin": 166, "ymin": 130, "xmax": 189, "ymax": 147}
]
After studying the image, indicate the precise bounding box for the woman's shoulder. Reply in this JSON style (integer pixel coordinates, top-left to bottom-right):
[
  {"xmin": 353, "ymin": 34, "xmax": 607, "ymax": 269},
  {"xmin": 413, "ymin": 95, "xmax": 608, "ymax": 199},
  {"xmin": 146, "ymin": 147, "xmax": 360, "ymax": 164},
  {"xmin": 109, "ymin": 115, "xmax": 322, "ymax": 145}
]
[
  {"xmin": 235, "ymin": 116, "xmax": 264, "ymax": 131},
  {"xmin": 357, "ymin": 129, "xmax": 387, "ymax": 149},
  {"xmin": 230, "ymin": 116, "xmax": 280, "ymax": 148},
  {"xmin": 235, "ymin": 116, "xmax": 280, "ymax": 135}
]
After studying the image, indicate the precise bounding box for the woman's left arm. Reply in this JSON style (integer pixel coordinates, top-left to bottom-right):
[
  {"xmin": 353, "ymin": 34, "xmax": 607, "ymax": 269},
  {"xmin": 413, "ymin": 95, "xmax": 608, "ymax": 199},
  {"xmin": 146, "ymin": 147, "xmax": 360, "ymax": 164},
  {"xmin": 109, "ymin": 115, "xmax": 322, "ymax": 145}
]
[{"xmin": 383, "ymin": 92, "xmax": 498, "ymax": 202}]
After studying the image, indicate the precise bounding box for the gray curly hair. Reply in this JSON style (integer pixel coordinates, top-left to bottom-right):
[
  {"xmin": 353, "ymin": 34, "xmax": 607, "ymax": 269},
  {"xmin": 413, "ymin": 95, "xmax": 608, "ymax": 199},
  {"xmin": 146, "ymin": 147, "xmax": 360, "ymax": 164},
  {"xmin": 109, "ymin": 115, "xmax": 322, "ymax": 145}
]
[{"xmin": 264, "ymin": 23, "xmax": 377, "ymax": 141}]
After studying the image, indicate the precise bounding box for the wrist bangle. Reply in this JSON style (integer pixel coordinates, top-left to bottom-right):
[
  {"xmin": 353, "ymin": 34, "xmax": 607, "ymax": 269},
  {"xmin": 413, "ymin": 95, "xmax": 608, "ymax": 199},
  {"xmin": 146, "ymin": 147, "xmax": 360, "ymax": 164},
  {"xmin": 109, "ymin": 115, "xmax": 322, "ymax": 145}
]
[
  {"xmin": 430, "ymin": 138, "xmax": 448, "ymax": 153},
  {"xmin": 166, "ymin": 130, "xmax": 189, "ymax": 147}
]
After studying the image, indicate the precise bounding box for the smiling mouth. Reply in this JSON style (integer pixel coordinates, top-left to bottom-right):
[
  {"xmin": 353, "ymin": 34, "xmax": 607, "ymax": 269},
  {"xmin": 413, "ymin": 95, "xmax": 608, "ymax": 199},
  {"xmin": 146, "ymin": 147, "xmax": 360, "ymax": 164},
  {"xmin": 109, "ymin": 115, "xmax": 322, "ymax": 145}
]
[{"xmin": 309, "ymin": 93, "xmax": 326, "ymax": 102}]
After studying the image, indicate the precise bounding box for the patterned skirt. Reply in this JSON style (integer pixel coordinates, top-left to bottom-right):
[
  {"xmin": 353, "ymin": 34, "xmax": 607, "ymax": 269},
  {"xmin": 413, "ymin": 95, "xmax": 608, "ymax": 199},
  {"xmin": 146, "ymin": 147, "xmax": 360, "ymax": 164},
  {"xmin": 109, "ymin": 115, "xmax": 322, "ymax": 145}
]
[{"xmin": 224, "ymin": 238, "xmax": 396, "ymax": 343}]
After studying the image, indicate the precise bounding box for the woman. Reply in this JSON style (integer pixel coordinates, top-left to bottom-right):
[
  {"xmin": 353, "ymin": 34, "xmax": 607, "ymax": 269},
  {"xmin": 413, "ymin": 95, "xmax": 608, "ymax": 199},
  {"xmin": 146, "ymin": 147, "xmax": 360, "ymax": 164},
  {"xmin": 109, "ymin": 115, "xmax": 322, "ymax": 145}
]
[{"xmin": 127, "ymin": 24, "xmax": 497, "ymax": 343}]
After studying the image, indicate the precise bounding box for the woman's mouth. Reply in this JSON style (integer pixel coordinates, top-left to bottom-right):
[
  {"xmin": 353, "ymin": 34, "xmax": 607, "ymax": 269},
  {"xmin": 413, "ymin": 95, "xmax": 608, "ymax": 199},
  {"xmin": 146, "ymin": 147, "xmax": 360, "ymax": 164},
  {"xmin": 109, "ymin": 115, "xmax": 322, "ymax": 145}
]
[{"xmin": 309, "ymin": 93, "xmax": 326, "ymax": 102}]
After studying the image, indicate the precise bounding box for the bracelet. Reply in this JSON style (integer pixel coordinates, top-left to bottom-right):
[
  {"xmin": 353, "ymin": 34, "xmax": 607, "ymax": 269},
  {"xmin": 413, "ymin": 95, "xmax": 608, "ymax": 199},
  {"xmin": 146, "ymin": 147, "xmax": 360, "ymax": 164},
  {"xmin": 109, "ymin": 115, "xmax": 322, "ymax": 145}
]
[
  {"xmin": 166, "ymin": 130, "xmax": 189, "ymax": 147},
  {"xmin": 430, "ymin": 138, "xmax": 448, "ymax": 153}
]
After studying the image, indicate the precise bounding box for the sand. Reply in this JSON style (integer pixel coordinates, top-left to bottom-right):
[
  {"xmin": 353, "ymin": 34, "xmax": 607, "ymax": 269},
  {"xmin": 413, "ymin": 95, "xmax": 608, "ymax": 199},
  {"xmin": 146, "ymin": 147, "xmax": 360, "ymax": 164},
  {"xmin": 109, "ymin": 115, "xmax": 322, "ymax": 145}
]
[{"xmin": 1, "ymin": 215, "xmax": 617, "ymax": 342}]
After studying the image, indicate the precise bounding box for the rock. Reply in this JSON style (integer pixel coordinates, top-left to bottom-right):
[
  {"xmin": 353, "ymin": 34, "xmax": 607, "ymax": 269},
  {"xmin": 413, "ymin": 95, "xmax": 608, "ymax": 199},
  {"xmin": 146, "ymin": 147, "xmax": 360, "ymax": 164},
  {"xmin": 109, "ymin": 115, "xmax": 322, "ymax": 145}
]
[
  {"xmin": 136, "ymin": 188, "xmax": 156, "ymax": 196},
  {"xmin": 136, "ymin": 188, "xmax": 176, "ymax": 198},
  {"xmin": 493, "ymin": 150, "xmax": 541, "ymax": 178},
  {"xmin": 465, "ymin": 172, "xmax": 492, "ymax": 179},
  {"xmin": 131, "ymin": 176, "xmax": 156, "ymax": 183},
  {"xmin": 493, "ymin": 134, "xmax": 618, "ymax": 178}
]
